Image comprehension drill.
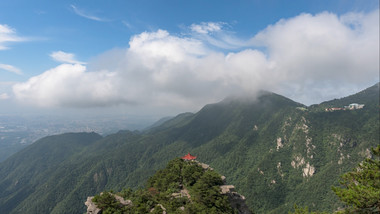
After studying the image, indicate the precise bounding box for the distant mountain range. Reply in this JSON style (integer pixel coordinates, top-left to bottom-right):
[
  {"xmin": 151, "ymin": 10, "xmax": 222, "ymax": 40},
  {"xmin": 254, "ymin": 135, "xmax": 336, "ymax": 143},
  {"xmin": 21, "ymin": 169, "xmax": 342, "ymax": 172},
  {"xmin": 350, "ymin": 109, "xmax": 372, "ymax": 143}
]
[{"xmin": 0, "ymin": 83, "xmax": 378, "ymax": 213}]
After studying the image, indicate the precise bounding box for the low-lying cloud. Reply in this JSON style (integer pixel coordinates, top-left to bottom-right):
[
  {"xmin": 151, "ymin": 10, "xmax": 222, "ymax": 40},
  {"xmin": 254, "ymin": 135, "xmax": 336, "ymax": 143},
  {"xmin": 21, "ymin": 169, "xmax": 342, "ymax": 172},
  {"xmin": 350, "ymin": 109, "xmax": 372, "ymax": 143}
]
[{"xmin": 13, "ymin": 10, "xmax": 379, "ymax": 111}]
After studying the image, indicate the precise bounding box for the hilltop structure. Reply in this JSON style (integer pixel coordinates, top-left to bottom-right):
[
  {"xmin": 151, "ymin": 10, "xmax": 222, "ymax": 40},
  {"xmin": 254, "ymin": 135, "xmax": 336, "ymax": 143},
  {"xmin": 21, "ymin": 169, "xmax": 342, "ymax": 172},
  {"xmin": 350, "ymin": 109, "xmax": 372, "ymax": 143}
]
[
  {"xmin": 181, "ymin": 153, "xmax": 197, "ymax": 160},
  {"xmin": 325, "ymin": 103, "xmax": 365, "ymax": 112},
  {"xmin": 345, "ymin": 103, "xmax": 365, "ymax": 109},
  {"xmin": 86, "ymin": 158, "xmax": 252, "ymax": 214}
]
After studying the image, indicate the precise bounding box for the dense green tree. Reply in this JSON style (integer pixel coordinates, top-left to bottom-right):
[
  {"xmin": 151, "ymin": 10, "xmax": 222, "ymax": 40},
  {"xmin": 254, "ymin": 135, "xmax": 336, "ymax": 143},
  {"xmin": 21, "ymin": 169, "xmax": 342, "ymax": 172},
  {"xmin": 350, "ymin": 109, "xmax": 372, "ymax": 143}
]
[
  {"xmin": 332, "ymin": 145, "xmax": 380, "ymax": 213},
  {"xmin": 92, "ymin": 192, "xmax": 124, "ymax": 213},
  {"xmin": 288, "ymin": 204, "xmax": 329, "ymax": 214},
  {"xmin": 0, "ymin": 83, "xmax": 378, "ymax": 213},
  {"xmin": 92, "ymin": 158, "xmax": 242, "ymax": 213}
]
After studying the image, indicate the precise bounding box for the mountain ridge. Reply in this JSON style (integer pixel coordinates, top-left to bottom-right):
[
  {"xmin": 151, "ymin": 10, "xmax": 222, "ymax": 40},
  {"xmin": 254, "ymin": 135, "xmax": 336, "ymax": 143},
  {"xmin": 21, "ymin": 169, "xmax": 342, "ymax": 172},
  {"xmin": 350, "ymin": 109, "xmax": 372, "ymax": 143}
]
[
  {"xmin": 0, "ymin": 83, "xmax": 378, "ymax": 213},
  {"xmin": 313, "ymin": 82, "xmax": 379, "ymax": 109}
]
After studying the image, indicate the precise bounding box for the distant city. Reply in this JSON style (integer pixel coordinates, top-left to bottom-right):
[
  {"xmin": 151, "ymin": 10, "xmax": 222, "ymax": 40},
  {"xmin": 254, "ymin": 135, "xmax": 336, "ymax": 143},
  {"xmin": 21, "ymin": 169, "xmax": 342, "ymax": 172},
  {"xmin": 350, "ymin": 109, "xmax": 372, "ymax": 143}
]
[{"xmin": 0, "ymin": 114, "xmax": 155, "ymax": 162}]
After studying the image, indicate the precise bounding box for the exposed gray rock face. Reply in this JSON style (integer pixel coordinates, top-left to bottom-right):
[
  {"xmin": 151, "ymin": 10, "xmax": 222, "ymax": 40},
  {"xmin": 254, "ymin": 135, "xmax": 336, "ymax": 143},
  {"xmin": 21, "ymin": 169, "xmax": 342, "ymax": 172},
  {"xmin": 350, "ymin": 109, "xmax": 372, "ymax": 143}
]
[
  {"xmin": 220, "ymin": 185, "xmax": 235, "ymax": 194},
  {"xmin": 220, "ymin": 185, "xmax": 252, "ymax": 214},
  {"xmin": 85, "ymin": 197, "xmax": 101, "ymax": 214},
  {"xmin": 114, "ymin": 194, "xmax": 132, "ymax": 206},
  {"xmin": 150, "ymin": 204, "xmax": 167, "ymax": 214},
  {"xmin": 221, "ymin": 175, "xmax": 226, "ymax": 184},
  {"xmin": 194, "ymin": 160, "xmax": 214, "ymax": 171},
  {"xmin": 172, "ymin": 188, "xmax": 191, "ymax": 199},
  {"xmin": 85, "ymin": 193, "xmax": 132, "ymax": 214}
]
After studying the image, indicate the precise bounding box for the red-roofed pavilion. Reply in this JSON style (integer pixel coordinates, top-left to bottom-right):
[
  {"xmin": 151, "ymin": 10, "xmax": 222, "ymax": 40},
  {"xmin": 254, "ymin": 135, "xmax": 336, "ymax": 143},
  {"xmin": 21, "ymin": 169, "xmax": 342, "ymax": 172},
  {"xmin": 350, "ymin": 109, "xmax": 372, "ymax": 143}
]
[{"xmin": 182, "ymin": 153, "xmax": 197, "ymax": 160}]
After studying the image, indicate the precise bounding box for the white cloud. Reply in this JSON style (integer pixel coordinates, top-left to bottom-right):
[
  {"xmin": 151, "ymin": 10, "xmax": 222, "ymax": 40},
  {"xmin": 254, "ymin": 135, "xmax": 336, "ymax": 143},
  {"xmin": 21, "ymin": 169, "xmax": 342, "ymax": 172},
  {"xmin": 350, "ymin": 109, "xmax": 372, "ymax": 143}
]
[
  {"xmin": 50, "ymin": 51, "xmax": 85, "ymax": 64},
  {"xmin": 0, "ymin": 24, "xmax": 25, "ymax": 50},
  {"xmin": 13, "ymin": 64, "xmax": 121, "ymax": 107},
  {"xmin": 190, "ymin": 22, "xmax": 225, "ymax": 34},
  {"xmin": 189, "ymin": 22, "xmax": 247, "ymax": 50},
  {"xmin": 0, "ymin": 63, "xmax": 22, "ymax": 75},
  {"xmin": 70, "ymin": 5, "xmax": 107, "ymax": 22},
  {"xmin": 0, "ymin": 93, "xmax": 9, "ymax": 100},
  {"xmin": 13, "ymin": 10, "xmax": 379, "ymax": 111},
  {"xmin": 122, "ymin": 21, "xmax": 133, "ymax": 29},
  {"xmin": 250, "ymin": 10, "xmax": 379, "ymax": 103},
  {"xmin": 0, "ymin": 82, "xmax": 13, "ymax": 100}
]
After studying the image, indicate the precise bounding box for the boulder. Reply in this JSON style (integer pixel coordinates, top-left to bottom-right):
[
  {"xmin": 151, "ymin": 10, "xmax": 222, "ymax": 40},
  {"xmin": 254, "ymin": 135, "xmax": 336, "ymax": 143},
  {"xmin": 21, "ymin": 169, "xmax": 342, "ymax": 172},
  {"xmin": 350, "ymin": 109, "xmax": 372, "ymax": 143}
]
[{"xmin": 85, "ymin": 197, "xmax": 101, "ymax": 214}]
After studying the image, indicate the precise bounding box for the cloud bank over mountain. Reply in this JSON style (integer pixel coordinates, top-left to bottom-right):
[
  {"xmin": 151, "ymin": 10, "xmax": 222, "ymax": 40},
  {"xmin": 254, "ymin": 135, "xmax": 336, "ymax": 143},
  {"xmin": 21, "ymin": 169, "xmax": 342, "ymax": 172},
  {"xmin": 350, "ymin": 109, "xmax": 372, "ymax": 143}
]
[{"xmin": 13, "ymin": 10, "xmax": 379, "ymax": 110}]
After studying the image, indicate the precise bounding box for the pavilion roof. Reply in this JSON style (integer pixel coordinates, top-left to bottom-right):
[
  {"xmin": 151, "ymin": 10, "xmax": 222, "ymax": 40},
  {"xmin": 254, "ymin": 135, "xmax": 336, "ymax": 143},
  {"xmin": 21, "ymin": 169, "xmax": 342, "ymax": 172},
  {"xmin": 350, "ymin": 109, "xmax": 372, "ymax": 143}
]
[{"xmin": 182, "ymin": 153, "xmax": 197, "ymax": 160}]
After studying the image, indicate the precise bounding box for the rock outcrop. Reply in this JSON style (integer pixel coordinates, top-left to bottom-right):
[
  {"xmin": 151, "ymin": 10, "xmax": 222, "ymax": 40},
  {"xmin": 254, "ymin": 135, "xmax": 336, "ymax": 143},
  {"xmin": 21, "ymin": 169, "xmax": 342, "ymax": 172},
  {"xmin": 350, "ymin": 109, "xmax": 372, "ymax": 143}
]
[
  {"xmin": 85, "ymin": 160, "xmax": 252, "ymax": 213},
  {"xmin": 220, "ymin": 185, "xmax": 252, "ymax": 214},
  {"xmin": 85, "ymin": 197, "xmax": 101, "ymax": 214},
  {"xmin": 85, "ymin": 192, "xmax": 132, "ymax": 214}
]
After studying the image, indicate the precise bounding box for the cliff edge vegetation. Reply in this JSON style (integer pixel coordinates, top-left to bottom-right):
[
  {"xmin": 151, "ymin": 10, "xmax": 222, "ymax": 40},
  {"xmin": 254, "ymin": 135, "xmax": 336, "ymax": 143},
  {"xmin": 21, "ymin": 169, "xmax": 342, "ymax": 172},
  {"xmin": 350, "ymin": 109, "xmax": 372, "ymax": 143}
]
[{"xmin": 86, "ymin": 158, "xmax": 251, "ymax": 214}]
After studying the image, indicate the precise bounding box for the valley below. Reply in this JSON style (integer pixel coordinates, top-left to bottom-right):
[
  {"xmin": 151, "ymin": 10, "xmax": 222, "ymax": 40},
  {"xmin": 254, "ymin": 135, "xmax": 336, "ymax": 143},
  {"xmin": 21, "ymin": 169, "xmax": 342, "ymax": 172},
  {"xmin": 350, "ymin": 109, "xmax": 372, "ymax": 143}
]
[{"xmin": 0, "ymin": 83, "xmax": 378, "ymax": 213}]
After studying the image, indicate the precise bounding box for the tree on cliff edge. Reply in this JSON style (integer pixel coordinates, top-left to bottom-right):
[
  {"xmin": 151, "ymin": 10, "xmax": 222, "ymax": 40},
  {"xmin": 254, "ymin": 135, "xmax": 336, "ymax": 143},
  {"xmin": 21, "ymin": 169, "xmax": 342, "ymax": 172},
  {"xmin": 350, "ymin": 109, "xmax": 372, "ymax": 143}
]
[{"xmin": 332, "ymin": 145, "xmax": 380, "ymax": 213}]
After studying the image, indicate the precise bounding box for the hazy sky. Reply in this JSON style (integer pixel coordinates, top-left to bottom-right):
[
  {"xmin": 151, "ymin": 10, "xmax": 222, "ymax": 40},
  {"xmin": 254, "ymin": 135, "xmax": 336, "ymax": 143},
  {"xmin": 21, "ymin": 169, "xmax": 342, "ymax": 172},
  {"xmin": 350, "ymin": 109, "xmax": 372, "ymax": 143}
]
[{"xmin": 0, "ymin": 0, "xmax": 379, "ymax": 119}]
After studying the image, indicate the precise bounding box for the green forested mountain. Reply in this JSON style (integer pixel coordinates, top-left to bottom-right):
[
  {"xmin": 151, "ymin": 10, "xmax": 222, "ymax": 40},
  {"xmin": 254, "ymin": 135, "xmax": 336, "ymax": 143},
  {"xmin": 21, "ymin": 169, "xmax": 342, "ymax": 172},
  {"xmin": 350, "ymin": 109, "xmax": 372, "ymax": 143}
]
[
  {"xmin": 317, "ymin": 82, "xmax": 379, "ymax": 109},
  {"xmin": 0, "ymin": 84, "xmax": 378, "ymax": 213},
  {"xmin": 88, "ymin": 158, "xmax": 251, "ymax": 213},
  {"xmin": 0, "ymin": 132, "xmax": 102, "ymax": 213}
]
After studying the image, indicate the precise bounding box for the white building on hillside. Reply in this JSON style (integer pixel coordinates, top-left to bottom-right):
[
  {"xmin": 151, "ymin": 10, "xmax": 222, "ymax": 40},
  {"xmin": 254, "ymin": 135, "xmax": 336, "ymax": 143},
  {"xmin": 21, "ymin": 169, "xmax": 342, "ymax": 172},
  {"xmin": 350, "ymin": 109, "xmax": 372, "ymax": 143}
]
[{"xmin": 346, "ymin": 103, "xmax": 365, "ymax": 110}]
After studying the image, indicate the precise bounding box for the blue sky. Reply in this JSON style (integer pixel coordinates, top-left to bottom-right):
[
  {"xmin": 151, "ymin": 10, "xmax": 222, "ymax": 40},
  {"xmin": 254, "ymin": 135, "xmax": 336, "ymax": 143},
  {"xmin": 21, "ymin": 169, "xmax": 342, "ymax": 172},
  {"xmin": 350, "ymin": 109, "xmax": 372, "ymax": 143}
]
[{"xmin": 0, "ymin": 0, "xmax": 379, "ymax": 117}]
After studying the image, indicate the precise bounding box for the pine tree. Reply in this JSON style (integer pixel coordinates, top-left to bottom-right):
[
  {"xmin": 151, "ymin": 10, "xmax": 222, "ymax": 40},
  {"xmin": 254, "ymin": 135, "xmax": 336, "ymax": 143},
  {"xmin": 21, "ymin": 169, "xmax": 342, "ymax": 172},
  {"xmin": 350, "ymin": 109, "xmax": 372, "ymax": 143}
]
[{"xmin": 332, "ymin": 145, "xmax": 380, "ymax": 213}]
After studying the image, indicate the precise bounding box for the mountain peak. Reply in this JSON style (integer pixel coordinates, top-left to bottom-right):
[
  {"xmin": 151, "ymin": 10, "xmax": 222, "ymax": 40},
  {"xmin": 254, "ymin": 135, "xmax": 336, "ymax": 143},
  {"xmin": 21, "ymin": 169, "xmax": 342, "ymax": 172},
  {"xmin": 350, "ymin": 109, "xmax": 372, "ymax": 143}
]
[
  {"xmin": 218, "ymin": 90, "xmax": 304, "ymax": 107},
  {"xmin": 0, "ymin": 83, "xmax": 378, "ymax": 214},
  {"xmin": 86, "ymin": 158, "xmax": 252, "ymax": 214}
]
